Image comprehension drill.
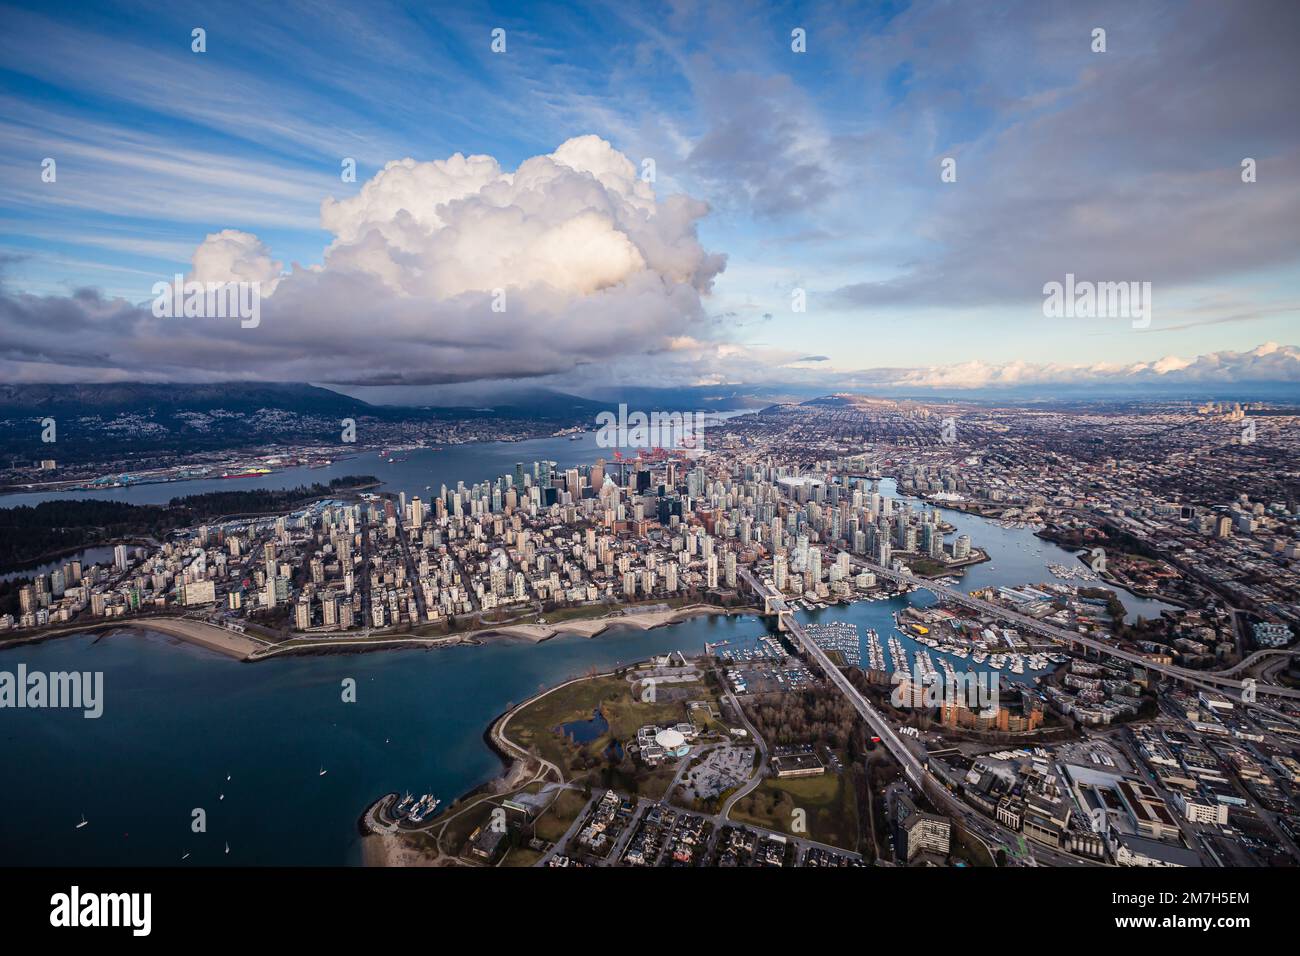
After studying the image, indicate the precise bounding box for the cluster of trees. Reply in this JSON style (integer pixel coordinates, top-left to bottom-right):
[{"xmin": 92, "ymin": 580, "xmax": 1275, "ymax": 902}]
[
  {"xmin": 0, "ymin": 498, "xmax": 169, "ymax": 571},
  {"xmin": 0, "ymin": 476, "xmax": 377, "ymax": 572},
  {"xmin": 166, "ymin": 475, "xmax": 378, "ymax": 517},
  {"xmin": 746, "ymin": 686, "xmax": 860, "ymax": 752}
]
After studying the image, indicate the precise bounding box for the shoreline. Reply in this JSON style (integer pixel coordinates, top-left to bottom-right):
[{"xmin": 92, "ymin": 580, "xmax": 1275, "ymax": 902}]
[
  {"xmin": 247, "ymin": 603, "xmax": 749, "ymax": 660},
  {"xmin": 361, "ymin": 666, "xmax": 613, "ymax": 866},
  {"xmin": 357, "ymin": 794, "xmax": 442, "ymax": 867},
  {"xmin": 132, "ymin": 617, "xmax": 262, "ymax": 659},
  {"xmin": 237, "ymin": 603, "xmax": 753, "ymax": 658},
  {"xmin": 0, "ymin": 603, "xmax": 754, "ymax": 664},
  {"xmin": 0, "ymin": 615, "xmax": 261, "ymax": 660},
  {"xmin": 907, "ymin": 548, "xmax": 992, "ymax": 579},
  {"xmin": 471, "ymin": 604, "xmax": 742, "ymax": 644}
]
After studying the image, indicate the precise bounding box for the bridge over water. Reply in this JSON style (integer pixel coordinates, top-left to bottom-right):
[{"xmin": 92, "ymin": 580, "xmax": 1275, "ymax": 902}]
[
  {"xmin": 734, "ymin": 559, "xmax": 1296, "ymax": 863},
  {"xmin": 737, "ymin": 561, "xmax": 1299, "ymax": 704}
]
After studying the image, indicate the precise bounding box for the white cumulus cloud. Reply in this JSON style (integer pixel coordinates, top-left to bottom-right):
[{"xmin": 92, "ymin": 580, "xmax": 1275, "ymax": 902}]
[
  {"xmin": 0, "ymin": 136, "xmax": 726, "ymax": 386},
  {"xmin": 188, "ymin": 229, "xmax": 285, "ymax": 294}
]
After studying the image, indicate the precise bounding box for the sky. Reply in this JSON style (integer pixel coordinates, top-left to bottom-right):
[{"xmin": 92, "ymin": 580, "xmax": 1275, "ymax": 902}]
[{"xmin": 0, "ymin": 0, "xmax": 1298, "ymax": 395}]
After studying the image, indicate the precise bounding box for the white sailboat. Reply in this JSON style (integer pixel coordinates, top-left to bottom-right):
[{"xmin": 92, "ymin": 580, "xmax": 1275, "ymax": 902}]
[
  {"xmin": 182, "ymin": 851, "xmax": 190, "ymax": 860},
  {"xmin": 319, "ymin": 766, "xmax": 327, "ymax": 777},
  {"xmin": 224, "ymin": 842, "xmax": 230, "ymax": 855},
  {"xmin": 75, "ymin": 814, "xmax": 88, "ymax": 829}
]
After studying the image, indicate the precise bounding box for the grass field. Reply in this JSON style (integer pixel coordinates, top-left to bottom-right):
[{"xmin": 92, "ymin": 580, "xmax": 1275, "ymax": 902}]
[
  {"xmin": 505, "ymin": 672, "xmax": 713, "ymax": 778},
  {"xmin": 534, "ymin": 789, "xmax": 590, "ymax": 843},
  {"xmin": 437, "ymin": 800, "xmax": 496, "ymax": 856},
  {"xmin": 538, "ymin": 603, "xmax": 617, "ymax": 623},
  {"xmin": 729, "ymin": 773, "xmax": 859, "ymax": 851},
  {"xmin": 500, "ymin": 846, "xmax": 544, "ymax": 867}
]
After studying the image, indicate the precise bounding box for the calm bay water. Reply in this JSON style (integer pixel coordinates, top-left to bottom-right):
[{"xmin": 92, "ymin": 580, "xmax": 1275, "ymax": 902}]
[
  {"xmin": 0, "ymin": 546, "xmax": 118, "ymax": 583},
  {"xmin": 0, "ymin": 430, "xmax": 618, "ymax": 509},
  {"xmin": 879, "ymin": 479, "xmax": 1175, "ymax": 625},
  {"xmin": 0, "ymin": 616, "xmax": 755, "ymax": 866}
]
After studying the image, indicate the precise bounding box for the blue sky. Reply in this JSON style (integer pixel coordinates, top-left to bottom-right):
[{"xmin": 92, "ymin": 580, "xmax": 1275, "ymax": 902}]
[{"xmin": 1, "ymin": 0, "xmax": 1298, "ymax": 390}]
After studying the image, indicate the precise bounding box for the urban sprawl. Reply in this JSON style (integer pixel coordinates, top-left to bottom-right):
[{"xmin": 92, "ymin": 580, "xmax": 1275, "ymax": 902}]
[{"xmin": 6, "ymin": 396, "xmax": 1300, "ymax": 867}]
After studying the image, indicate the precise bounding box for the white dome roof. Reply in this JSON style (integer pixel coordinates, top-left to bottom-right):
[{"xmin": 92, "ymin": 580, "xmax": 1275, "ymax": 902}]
[{"xmin": 655, "ymin": 728, "xmax": 686, "ymax": 749}]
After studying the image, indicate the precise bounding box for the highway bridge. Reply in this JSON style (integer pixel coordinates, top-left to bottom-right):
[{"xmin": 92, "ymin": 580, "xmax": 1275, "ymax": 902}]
[
  {"xmin": 736, "ymin": 566, "xmax": 1096, "ymax": 864},
  {"xmin": 1218, "ymin": 646, "xmax": 1300, "ymax": 678},
  {"xmin": 736, "ymin": 551, "xmax": 1297, "ymax": 862},
  {"xmin": 737, "ymin": 569, "xmax": 949, "ymax": 808}
]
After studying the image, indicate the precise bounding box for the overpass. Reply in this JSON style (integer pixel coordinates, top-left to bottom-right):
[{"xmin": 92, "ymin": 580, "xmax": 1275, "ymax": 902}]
[
  {"xmin": 736, "ymin": 565, "xmax": 1088, "ymax": 863},
  {"xmin": 1219, "ymin": 646, "xmax": 1300, "ymax": 678},
  {"xmin": 737, "ymin": 568, "xmax": 947, "ymax": 806}
]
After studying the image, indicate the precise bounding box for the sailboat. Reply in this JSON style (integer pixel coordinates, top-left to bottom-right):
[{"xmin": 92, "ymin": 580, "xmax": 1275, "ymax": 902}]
[
  {"xmin": 219, "ymin": 793, "xmax": 224, "ymax": 801},
  {"xmin": 319, "ymin": 766, "xmax": 327, "ymax": 777},
  {"xmin": 181, "ymin": 852, "xmax": 190, "ymax": 861},
  {"xmin": 226, "ymin": 774, "xmax": 231, "ymax": 782},
  {"xmin": 224, "ymin": 842, "xmax": 230, "ymax": 855},
  {"xmin": 76, "ymin": 814, "xmax": 88, "ymax": 829}
]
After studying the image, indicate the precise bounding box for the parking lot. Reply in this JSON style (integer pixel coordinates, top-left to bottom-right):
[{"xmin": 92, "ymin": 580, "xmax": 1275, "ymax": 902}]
[{"xmin": 678, "ymin": 745, "xmax": 757, "ymax": 803}]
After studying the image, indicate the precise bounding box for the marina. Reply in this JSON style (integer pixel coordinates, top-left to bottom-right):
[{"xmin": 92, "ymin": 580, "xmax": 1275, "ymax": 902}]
[
  {"xmin": 1047, "ymin": 562, "xmax": 1100, "ymax": 582},
  {"xmin": 804, "ymin": 621, "xmax": 862, "ymax": 667},
  {"xmin": 393, "ymin": 792, "xmax": 442, "ymax": 824}
]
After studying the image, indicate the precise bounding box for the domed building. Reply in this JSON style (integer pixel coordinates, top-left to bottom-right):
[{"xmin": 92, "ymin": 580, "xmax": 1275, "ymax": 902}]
[{"xmin": 654, "ymin": 727, "xmax": 689, "ymax": 758}]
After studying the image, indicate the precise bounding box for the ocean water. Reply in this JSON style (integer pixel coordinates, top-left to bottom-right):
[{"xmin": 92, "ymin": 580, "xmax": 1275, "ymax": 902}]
[
  {"xmin": 0, "ymin": 615, "xmax": 759, "ymax": 866},
  {"xmin": 0, "ymin": 431, "xmax": 618, "ymax": 509}
]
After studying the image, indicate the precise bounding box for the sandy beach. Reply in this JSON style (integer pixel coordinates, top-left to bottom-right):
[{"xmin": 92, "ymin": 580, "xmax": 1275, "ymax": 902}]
[
  {"xmin": 360, "ymin": 830, "xmax": 439, "ymax": 867},
  {"xmin": 605, "ymin": 605, "xmax": 736, "ymax": 630},
  {"xmin": 477, "ymin": 619, "xmax": 608, "ymax": 643},
  {"xmin": 474, "ymin": 604, "xmax": 738, "ymax": 644},
  {"xmin": 0, "ymin": 616, "xmax": 261, "ymax": 661},
  {"xmin": 127, "ymin": 618, "xmax": 261, "ymax": 660},
  {"xmin": 1, "ymin": 603, "xmax": 748, "ymax": 667}
]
